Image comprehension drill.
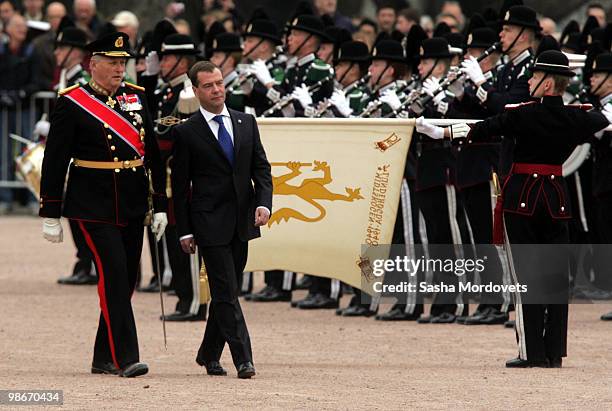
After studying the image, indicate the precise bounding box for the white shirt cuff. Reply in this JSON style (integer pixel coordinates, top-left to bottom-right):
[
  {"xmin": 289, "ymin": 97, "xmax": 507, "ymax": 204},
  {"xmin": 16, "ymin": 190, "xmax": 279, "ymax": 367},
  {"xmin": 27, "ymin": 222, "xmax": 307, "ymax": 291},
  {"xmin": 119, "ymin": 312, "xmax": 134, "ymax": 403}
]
[
  {"xmin": 180, "ymin": 234, "xmax": 194, "ymax": 241},
  {"xmin": 256, "ymin": 206, "xmax": 271, "ymax": 215}
]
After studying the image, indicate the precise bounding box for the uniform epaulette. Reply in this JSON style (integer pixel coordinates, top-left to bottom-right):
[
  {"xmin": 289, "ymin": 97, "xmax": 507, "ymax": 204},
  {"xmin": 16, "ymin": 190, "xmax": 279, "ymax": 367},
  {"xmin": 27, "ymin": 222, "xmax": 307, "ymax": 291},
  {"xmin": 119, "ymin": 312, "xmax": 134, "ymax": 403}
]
[
  {"xmin": 58, "ymin": 84, "xmax": 81, "ymax": 96},
  {"xmin": 504, "ymin": 101, "xmax": 537, "ymax": 110},
  {"xmin": 567, "ymin": 103, "xmax": 593, "ymax": 110},
  {"xmin": 124, "ymin": 81, "xmax": 145, "ymax": 92}
]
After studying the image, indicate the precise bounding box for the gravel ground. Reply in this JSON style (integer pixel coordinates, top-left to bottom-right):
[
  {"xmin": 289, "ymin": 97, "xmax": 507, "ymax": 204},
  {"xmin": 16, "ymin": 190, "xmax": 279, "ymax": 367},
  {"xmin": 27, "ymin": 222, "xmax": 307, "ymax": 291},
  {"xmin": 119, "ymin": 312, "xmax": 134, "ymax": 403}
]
[{"xmin": 1, "ymin": 216, "xmax": 612, "ymax": 410}]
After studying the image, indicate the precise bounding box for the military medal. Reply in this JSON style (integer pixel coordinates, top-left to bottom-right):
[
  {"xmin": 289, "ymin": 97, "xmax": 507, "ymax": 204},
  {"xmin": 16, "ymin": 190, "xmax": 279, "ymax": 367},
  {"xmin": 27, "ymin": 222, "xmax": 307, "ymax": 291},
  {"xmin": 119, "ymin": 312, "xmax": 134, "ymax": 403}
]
[
  {"xmin": 117, "ymin": 93, "xmax": 143, "ymax": 111},
  {"xmin": 106, "ymin": 96, "xmax": 116, "ymax": 108}
]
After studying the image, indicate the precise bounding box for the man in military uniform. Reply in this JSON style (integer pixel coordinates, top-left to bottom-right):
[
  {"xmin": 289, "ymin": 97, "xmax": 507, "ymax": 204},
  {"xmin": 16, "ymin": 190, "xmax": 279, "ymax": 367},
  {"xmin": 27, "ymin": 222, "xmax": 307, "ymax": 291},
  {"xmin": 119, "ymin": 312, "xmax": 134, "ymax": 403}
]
[
  {"xmin": 52, "ymin": 24, "xmax": 98, "ymax": 286},
  {"xmin": 587, "ymin": 53, "xmax": 612, "ymax": 321},
  {"xmin": 359, "ymin": 39, "xmax": 409, "ymax": 119},
  {"xmin": 320, "ymin": 40, "xmax": 371, "ymax": 118},
  {"xmin": 209, "ymin": 32, "xmax": 245, "ymax": 112},
  {"xmin": 409, "ymin": 37, "xmax": 469, "ymax": 324},
  {"xmin": 141, "ymin": 33, "xmax": 206, "ymax": 321},
  {"xmin": 421, "ymin": 50, "xmax": 610, "ymax": 367},
  {"xmin": 461, "ymin": 5, "xmax": 539, "ymax": 178},
  {"xmin": 273, "ymin": 14, "xmax": 334, "ymax": 119},
  {"xmin": 39, "ymin": 32, "xmax": 168, "ymax": 377},
  {"xmin": 446, "ymin": 27, "xmax": 510, "ymax": 325},
  {"xmin": 238, "ymin": 18, "xmax": 285, "ymax": 117}
]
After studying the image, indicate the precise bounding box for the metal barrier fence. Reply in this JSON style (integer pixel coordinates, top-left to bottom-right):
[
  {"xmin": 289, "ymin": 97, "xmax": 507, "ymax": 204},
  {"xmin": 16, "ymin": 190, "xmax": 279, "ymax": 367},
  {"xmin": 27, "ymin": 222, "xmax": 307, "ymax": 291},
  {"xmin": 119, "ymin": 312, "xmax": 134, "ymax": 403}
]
[{"xmin": 0, "ymin": 91, "xmax": 56, "ymax": 190}]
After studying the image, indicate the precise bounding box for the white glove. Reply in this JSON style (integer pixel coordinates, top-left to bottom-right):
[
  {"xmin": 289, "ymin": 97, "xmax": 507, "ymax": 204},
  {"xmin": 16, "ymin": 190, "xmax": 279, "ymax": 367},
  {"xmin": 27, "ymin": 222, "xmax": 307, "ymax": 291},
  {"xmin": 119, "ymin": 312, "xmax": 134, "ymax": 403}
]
[
  {"xmin": 461, "ymin": 56, "xmax": 485, "ymax": 86},
  {"xmin": 42, "ymin": 218, "xmax": 63, "ymax": 243},
  {"xmin": 379, "ymin": 89, "xmax": 401, "ymax": 111},
  {"xmin": 415, "ymin": 117, "xmax": 444, "ymax": 139},
  {"xmin": 32, "ymin": 119, "xmax": 50, "ymax": 139},
  {"xmin": 250, "ymin": 60, "xmax": 273, "ymax": 86},
  {"xmin": 151, "ymin": 212, "xmax": 168, "ymax": 242},
  {"xmin": 329, "ymin": 89, "xmax": 352, "ymax": 117},
  {"xmin": 448, "ymin": 122, "xmax": 470, "ymax": 139},
  {"xmin": 291, "ymin": 84, "xmax": 313, "ymax": 108},
  {"xmin": 447, "ymin": 69, "xmax": 465, "ymax": 98},
  {"xmin": 423, "ymin": 77, "xmax": 441, "ymax": 97},
  {"xmin": 144, "ymin": 51, "xmax": 160, "ymax": 76}
]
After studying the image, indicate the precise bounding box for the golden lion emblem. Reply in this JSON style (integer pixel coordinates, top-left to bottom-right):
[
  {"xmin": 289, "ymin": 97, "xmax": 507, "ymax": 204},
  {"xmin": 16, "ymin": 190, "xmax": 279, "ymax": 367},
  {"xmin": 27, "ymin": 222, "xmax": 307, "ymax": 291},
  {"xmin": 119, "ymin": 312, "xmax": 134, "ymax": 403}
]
[{"xmin": 268, "ymin": 160, "xmax": 364, "ymax": 226}]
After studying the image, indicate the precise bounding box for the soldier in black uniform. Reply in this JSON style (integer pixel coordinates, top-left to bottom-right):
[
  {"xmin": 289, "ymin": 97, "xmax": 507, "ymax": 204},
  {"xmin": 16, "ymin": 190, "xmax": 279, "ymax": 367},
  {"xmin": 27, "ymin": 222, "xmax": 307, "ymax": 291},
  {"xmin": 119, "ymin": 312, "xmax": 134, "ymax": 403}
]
[
  {"xmin": 210, "ymin": 33, "xmax": 245, "ymax": 112},
  {"xmin": 427, "ymin": 50, "xmax": 610, "ymax": 367},
  {"xmin": 52, "ymin": 25, "xmax": 98, "ymax": 286},
  {"xmin": 239, "ymin": 18, "xmax": 285, "ymax": 117},
  {"xmin": 448, "ymin": 27, "xmax": 509, "ymax": 325},
  {"xmin": 141, "ymin": 33, "xmax": 206, "ymax": 321},
  {"xmin": 39, "ymin": 32, "xmax": 168, "ymax": 377},
  {"xmin": 587, "ymin": 53, "xmax": 612, "ymax": 321}
]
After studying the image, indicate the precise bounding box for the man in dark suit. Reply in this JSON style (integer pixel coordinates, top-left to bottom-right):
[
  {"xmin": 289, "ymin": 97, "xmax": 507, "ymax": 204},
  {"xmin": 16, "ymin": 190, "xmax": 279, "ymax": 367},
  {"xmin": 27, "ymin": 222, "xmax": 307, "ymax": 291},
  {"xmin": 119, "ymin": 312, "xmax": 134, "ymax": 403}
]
[{"xmin": 171, "ymin": 60, "xmax": 273, "ymax": 379}]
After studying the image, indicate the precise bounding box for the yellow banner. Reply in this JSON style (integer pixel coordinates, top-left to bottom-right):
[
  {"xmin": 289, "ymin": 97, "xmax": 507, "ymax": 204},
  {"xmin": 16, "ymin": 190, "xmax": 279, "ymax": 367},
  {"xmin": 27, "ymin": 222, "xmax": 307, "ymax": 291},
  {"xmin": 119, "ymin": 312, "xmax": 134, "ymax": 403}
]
[{"xmin": 245, "ymin": 118, "xmax": 415, "ymax": 291}]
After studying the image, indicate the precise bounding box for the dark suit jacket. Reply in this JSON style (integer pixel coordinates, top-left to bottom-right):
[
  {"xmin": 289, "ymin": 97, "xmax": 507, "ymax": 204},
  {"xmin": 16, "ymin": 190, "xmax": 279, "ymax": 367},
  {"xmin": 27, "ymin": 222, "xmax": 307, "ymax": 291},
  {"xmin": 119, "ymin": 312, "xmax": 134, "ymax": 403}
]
[{"xmin": 171, "ymin": 107, "xmax": 273, "ymax": 246}]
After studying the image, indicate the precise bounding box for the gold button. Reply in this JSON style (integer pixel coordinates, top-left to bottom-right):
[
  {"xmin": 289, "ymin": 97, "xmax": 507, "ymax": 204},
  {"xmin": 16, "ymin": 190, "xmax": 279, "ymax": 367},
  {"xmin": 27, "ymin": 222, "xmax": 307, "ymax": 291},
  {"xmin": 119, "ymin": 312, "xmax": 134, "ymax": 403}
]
[
  {"xmin": 114, "ymin": 168, "xmax": 120, "ymax": 173},
  {"xmin": 132, "ymin": 167, "xmax": 137, "ymax": 172},
  {"xmin": 532, "ymin": 173, "xmax": 538, "ymax": 178},
  {"xmin": 107, "ymin": 134, "xmax": 112, "ymax": 140},
  {"xmin": 123, "ymin": 160, "xmax": 130, "ymax": 168},
  {"xmin": 561, "ymin": 206, "xmax": 565, "ymax": 212},
  {"xmin": 550, "ymin": 175, "xmax": 555, "ymax": 180},
  {"xmin": 113, "ymin": 157, "xmax": 118, "ymax": 161},
  {"xmin": 111, "ymin": 145, "xmax": 116, "ymax": 151},
  {"xmin": 104, "ymin": 123, "xmax": 109, "ymax": 128},
  {"xmin": 520, "ymin": 202, "xmax": 526, "ymax": 208}
]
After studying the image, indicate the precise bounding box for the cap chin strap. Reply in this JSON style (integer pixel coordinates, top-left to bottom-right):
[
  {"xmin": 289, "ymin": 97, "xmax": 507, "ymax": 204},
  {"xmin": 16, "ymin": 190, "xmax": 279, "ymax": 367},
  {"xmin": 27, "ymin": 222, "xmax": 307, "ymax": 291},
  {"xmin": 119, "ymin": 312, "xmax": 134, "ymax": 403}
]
[
  {"xmin": 421, "ymin": 58, "xmax": 438, "ymax": 82},
  {"xmin": 337, "ymin": 62, "xmax": 354, "ymax": 86},
  {"xmin": 162, "ymin": 56, "xmax": 184, "ymax": 82},
  {"xmin": 290, "ymin": 32, "xmax": 313, "ymax": 59},
  {"xmin": 592, "ymin": 73, "xmax": 610, "ymax": 99},
  {"xmin": 243, "ymin": 37, "xmax": 265, "ymax": 60},
  {"xmin": 502, "ymin": 27, "xmax": 525, "ymax": 56},
  {"xmin": 59, "ymin": 46, "xmax": 74, "ymax": 69},
  {"xmin": 529, "ymin": 73, "xmax": 548, "ymax": 97},
  {"xmin": 373, "ymin": 62, "xmax": 391, "ymax": 91}
]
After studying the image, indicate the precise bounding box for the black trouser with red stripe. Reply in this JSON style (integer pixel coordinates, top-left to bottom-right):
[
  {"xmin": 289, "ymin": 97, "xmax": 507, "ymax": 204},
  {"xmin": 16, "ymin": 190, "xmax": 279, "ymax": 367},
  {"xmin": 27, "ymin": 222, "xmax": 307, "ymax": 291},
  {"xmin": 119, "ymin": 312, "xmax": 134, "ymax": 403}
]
[
  {"xmin": 68, "ymin": 219, "xmax": 93, "ymax": 275},
  {"xmin": 77, "ymin": 218, "xmax": 144, "ymax": 369},
  {"xmin": 504, "ymin": 203, "xmax": 569, "ymax": 362}
]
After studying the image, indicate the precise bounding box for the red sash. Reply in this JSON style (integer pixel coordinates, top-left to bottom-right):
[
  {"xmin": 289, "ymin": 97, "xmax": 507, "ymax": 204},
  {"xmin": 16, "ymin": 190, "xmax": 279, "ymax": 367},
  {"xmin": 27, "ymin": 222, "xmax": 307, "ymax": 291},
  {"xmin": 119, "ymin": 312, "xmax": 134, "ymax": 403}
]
[
  {"xmin": 492, "ymin": 163, "xmax": 563, "ymax": 245},
  {"xmin": 65, "ymin": 87, "xmax": 145, "ymax": 157}
]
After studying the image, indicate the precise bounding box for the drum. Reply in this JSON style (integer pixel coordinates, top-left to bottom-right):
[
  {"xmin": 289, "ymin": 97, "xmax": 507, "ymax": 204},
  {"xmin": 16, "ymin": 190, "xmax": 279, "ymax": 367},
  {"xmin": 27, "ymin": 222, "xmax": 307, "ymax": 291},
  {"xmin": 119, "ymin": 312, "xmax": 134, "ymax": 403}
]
[{"xmin": 14, "ymin": 142, "xmax": 45, "ymax": 199}]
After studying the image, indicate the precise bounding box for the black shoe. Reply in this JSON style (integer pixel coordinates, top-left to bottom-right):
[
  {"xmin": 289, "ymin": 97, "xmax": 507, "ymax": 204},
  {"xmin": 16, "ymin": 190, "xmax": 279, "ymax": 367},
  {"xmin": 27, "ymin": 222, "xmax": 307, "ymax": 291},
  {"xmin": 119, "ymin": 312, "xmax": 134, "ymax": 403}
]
[
  {"xmin": 297, "ymin": 294, "xmax": 339, "ymax": 309},
  {"xmin": 417, "ymin": 315, "xmax": 432, "ymax": 324},
  {"xmin": 505, "ymin": 357, "xmax": 549, "ymax": 368},
  {"xmin": 375, "ymin": 307, "xmax": 419, "ymax": 321},
  {"xmin": 138, "ymin": 281, "xmax": 160, "ymax": 293},
  {"xmin": 462, "ymin": 308, "xmax": 492, "ymax": 325},
  {"xmin": 244, "ymin": 286, "xmax": 272, "ymax": 301},
  {"xmin": 58, "ymin": 271, "xmax": 97, "ymax": 285},
  {"xmin": 161, "ymin": 310, "xmax": 206, "ymax": 322},
  {"xmin": 202, "ymin": 360, "xmax": 227, "ymax": 376},
  {"xmin": 335, "ymin": 307, "xmax": 346, "ymax": 316},
  {"xmin": 342, "ymin": 305, "xmax": 376, "ymax": 317},
  {"xmin": 479, "ymin": 310, "xmax": 509, "ymax": 325},
  {"xmin": 237, "ymin": 362, "xmax": 256, "ymax": 379},
  {"xmin": 91, "ymin": 361, "xmax": 119, "ymax": 375},
  {"xmin": 600, "ymin": 311, "xmax": 612, "ymax": 321},
  {"xmin": 504, "ymin": 319, "xmax": 515, "ymax": 328},
  {"xmin": 119, "ymin": 362, "xmax": 149, "ymax": 377},
  {"xmin": 547, "ymin": 357, "xmax": 562, "ymax": 368},
  {"xmin": 291, "ymin": 293, "xmax": 315, "ymax": 308},
  {"xmin": 295, "ymin": 276, "xmax": 312, "ymax": 290},
  {"xmin": 430, "ymin": 312, "xmax": 456, "ymax": 324},
  {"xmin": 250, "ymin": 288, "xmax": 291, "ymax": 302}
]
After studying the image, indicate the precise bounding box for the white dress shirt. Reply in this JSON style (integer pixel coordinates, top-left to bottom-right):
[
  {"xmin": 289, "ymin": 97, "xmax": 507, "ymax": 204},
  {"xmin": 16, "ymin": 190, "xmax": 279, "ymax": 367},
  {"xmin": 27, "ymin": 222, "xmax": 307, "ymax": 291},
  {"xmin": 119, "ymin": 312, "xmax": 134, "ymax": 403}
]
[{"xmin": 179, "ymin": 105, "xmax": 270, "ymax": 242}]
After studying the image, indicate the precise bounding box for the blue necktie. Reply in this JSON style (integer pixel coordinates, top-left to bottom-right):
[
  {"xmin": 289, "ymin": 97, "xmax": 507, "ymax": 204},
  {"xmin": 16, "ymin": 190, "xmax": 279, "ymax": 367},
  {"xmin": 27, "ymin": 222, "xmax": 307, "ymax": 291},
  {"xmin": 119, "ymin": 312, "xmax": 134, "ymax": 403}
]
[{"xmin": 212, "ymin": 115, "xmax": 234, "ymax": 166}]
